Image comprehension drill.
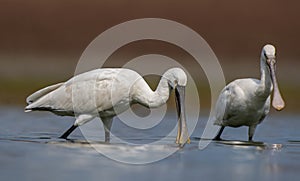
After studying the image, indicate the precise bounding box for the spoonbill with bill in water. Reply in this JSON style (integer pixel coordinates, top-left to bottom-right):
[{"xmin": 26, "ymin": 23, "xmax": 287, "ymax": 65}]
[{"xmin": 25, "ymin": 68, "xmax": 190, "ymax": 146}]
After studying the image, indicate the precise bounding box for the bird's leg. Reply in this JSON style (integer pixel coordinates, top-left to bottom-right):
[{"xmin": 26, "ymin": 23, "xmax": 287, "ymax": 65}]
[
  {"xmin": 213, "ymin": 126, "xmax": 225, "ymax": 141},
  {"xmin": 60, "ymin": 125, "xmax": 78, "ymax": 139},
  {"xmin": 102, "ymin": 117, "xmax": 113, "ymax": 143},
  {"xmin": 248, "ymin": 125, "xmax": 257, "ymax": 142},
  {"xmin": 60, "ymin": 114, "xmax": 94, "ymax": 139}
]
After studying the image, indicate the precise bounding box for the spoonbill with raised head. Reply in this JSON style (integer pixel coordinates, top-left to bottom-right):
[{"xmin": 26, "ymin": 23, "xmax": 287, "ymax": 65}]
[{"xmin": 213, "ymin": 44, "xmax": 285, "ymax": 141}]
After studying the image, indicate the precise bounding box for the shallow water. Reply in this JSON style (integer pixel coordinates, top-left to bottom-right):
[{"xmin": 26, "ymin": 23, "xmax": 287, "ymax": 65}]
[{"xmin": 0, "ymin": 106, "xmax": 299, "ymax": 181}]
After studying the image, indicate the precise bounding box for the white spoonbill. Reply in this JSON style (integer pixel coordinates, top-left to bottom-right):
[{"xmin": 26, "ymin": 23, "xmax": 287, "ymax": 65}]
[
  {"xmin": 213, "ymin": 44, "xmax": 285, "ymax": 141},
  {"xmin": 25, "ymin": 68, "xmax": 190, "ymax": 145}
]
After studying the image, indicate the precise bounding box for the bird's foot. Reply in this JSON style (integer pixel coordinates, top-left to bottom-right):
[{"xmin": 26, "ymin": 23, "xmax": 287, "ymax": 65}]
[
  {"xmin": 213, "ymin": 137, "xmax": 223, "ymax": 141},
  {"xmin": 248, "ymin": 136, "xmax": 253, "ymax": 142},
  {"xmin": 59, "ymin": 135, "xmax": 67, "ymax": 139}
]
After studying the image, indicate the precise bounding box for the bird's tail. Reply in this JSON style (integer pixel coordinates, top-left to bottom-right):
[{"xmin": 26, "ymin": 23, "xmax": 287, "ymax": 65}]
[{"xmin": 25, "ymin": 82, "xmax": 64, "ymax": 112}]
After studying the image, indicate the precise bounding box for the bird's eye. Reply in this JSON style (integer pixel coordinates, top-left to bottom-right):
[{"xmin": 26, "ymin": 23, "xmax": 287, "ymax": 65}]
[
  {"xmin": 174, "ymin": 80, "xmax": 178, "ymax": 86},
  {"xmin": 264, "ymin": 52, "xmax": 268, "ymax": 59}
]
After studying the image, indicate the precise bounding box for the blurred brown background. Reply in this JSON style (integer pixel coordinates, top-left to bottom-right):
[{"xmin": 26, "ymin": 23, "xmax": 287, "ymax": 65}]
[{"xmin": 0, "ymin": 0, "xmax": 299, "ymax": 112}]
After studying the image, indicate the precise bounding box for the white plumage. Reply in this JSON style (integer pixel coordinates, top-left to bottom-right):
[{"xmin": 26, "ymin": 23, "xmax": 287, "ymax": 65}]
[
  {"xmin": 213, "ymin": 44, "xmax": 285, "ymax": 141},
  {"xmin": 25, "ymin": 68, "xmax": 190, "ymax": 145}
]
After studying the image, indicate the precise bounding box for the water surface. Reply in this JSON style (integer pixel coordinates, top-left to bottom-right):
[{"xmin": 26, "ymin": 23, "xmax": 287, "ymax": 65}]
[{"xmin": 0, "ymin": 106, "xmax": 299, "ymax": 181}]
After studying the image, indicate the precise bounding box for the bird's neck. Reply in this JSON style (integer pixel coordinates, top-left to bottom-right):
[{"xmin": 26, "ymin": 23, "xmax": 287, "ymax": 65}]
[
  {"xmin": 154, "ymin": 77, "xmax": 171, "ymax": 106},
  {"xmin": 258, "ymin": 58, "xmax": 273, "ymax": 97},
  {"xmin": 133, "ymin": 77, "xmax": 170, "ymax": 108}
]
